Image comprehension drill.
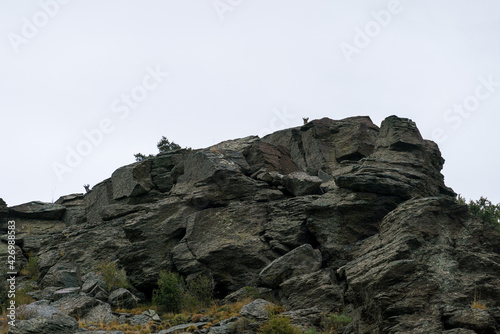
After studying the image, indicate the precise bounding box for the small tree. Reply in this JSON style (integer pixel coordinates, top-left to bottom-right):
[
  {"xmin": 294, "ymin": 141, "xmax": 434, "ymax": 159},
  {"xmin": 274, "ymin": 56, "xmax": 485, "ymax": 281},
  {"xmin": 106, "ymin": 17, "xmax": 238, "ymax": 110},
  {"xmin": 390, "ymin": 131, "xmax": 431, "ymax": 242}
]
[
  {"xmin": 458, "ymin": 195, "xmax": 500, "ymax": 230},
  {"xmin": 152, "ymin": 270, "xmax": 185, "ymax": 313},
  {"xmin": 157, "ymin": 136, "xmax": 181, "ymax": 152},
  {"xmin": 134, "ymin": 136, "xmax": 182, "ymax": 161}
]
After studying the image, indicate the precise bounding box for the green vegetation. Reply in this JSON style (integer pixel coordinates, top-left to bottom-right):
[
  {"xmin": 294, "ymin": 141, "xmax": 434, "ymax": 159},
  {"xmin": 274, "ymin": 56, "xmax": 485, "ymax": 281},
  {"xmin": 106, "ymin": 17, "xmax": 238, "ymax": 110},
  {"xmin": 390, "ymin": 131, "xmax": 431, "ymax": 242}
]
[
  {"xmin": 21, "ymin": 254, "xmax": 39, "ymax": 281},
  {"xmin": 152, "ymin": 271, "xmax": 185, "ymax": 313},
  {"xmin": 96, "ymin": 260, "xmax": 130, "ymax": 292},
  {"xmin": 135, "ymin": 136, "xmax": 183, "ymax": 161},
  {"xmin": 457, "ymin": 195, "xmax": 500, "ymax": 231},
  {"xmin": 257, "ymin": 316, "xmax": 301, "ymax": 334},
  {"xmin": 321, "ymin": 312, "xmax": 352, "ymax": 333},
  {"xmin": 152, "ymin": 271, "xmax": 214, "ymax": 313},
  {"xmin": 256, "ymin": 303, "xmax": 301, "ymax": 334},
  {"xmin": 243, "ymin": 285, "xmax": 261, "ymax": 299}
]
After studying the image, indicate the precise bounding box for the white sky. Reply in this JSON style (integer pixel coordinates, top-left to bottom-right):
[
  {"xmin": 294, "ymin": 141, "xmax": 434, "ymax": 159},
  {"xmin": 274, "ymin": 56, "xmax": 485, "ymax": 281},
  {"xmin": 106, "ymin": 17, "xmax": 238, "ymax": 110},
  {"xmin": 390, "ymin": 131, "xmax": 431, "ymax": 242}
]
[{"xmin": 1, "ymin": 0, "xmax": 499, "ymax": 206}]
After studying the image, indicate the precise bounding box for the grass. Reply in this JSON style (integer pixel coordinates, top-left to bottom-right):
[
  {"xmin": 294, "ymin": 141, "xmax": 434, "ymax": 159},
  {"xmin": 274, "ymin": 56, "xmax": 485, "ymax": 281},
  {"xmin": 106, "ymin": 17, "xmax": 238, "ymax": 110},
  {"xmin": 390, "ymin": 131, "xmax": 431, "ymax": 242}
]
[{"xmin": 472, "ymin": 288, "xmax": 487, "ymax": 310}]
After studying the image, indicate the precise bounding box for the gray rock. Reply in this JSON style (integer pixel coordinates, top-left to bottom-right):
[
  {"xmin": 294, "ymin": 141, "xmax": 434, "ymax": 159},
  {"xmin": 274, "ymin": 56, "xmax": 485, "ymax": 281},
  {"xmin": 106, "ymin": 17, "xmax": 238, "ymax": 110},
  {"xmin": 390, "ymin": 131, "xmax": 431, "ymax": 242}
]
[
  {"xmin": 51, "ymin": 287, "xmax": 81, "ymax": 301},
  {"xmin": 75, "ymin": 331, "xmax": 125, "ymax": 334},
  {"xmin": 81, "ymin": 302, "xmax": 117, "ymax": 324},
  {"xmin": 240, "ymin": 299, "xmax": 273, "ymax": 320},
  {"xmin": 222, "ymin": 286, "xmax": 273, "ymax": 303},
  {"xmin": 9, "ymin": 201, "xmax": 66, "ymax": 220},
  {"xmin": 10, "ymin": 302, "xmax": 78, "ymax": 334},
  {"xmin": 111, "ymin": 160, "xmax": 154, "ymax": 199},
  {"xmin": 259, "ymin": 244, "xmax": 322, "ymax": 288},
  {"xmin": 443, "ymin": 308, "xmax": 496, "ymax": 334},
  {"xmin": 282, "ymin": 308, "xmax": 323, "ymax": 329},
  {"xmin": 81, "ymin": 272, "xmax": 105, "ymax": 295},
  {"xmin": 51, "ymin": 294, "xmax": 98, "ymax": 318},
  {"xmin": 107, "ymin": 288, "xmax": 139, "ymax": 309},
  {"xmin": 40, "ymin": 262, "xmax": 81, "ymax": 289},
  {"xmin": 280, "ymin": 269, "xmax": 343, "ymax": 312},
  {"xmin": 13, "ymin": 115, "xmax": 500, "ymax": 333},
  {"xmin": 283, "ymin": 172, "xmax": 322, "ymax": 196}
]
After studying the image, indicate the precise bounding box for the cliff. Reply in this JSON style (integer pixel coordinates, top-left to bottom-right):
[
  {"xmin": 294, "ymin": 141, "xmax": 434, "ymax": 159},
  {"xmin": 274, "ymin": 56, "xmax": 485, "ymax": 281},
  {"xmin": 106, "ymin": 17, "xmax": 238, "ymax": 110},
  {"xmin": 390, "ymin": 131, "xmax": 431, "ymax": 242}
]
[{"xmin": 1, "ymin": 115, "xmax": 499, "ymax": 334}]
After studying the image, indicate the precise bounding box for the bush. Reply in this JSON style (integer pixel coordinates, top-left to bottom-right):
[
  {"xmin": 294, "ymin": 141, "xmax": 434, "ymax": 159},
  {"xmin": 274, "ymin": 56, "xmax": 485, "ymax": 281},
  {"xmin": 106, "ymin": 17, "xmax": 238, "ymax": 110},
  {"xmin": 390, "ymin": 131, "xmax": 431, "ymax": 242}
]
[
  {"xmin": 228, "ymin": 317, "xmax": 251, "ymax": 333},
  {"xmin": 257, "ymin": 316, "xmax": 301, "ymax": 334},
  {"xmin": 169, "ymin": 313, "xmax": 189, "ymax": 325},
  {"xmin": 321, "ymin": 312, "xmax": 352, "ymax": 332},
  {"xmin": 22, "ymin": 255, "xmax": 39, "ymax": 281},
  {"xmin": 185, "ymin": 275, "xmax": 214, "ymax": 308},
  {"xmin": 243, "ymin": 286, "xmax": 261, "ymax": 299},
  {"xmin": 457, "ymin": 195, "xmax": 500, "ymax": 231},
  {"xmin": 153, "ymin": 271, "xmax": 214, "ymax": 313},
  {"xmin": 134, "ymin": 136, "xmax": 183, "ymax": 161},
  {"xmin": 96, "ymin": 261, "xmax": 130, "ymax": 292},
  {"xmin": 153, "ymin": 271, "xmax": 185, "ymax": 313}
]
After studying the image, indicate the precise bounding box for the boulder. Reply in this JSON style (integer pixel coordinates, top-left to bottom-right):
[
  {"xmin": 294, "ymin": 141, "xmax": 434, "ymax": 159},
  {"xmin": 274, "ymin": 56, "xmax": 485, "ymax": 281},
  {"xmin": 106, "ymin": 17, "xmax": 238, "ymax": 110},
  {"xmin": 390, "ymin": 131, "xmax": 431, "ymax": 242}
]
[
  {"xmin": 280, "ymin": 269, "xmax": 343, "ymax": 312},
  {"xmin": 442, "ymin": 307, "xmax": 496, "ymax": 334},
  {"xmin": 81, "ymin": 302, "xmax": 118, "ymax": 324},
  {"xmin": 111, "ymin": 160, "xmax": 154, "ymax": 199},
  {"xmin": 283, "ymin": 172, "xmax": 323, "ymax": 196},
  {"xmin": 258, "ymin": 244, "xmax": 322, "ymax": 288},
  {"xmin": 108, "ymin": 288, "xmax": 139, "ymax": 309},
  {"xmin": 240, "ymin": 299, "xmax": 273, "ymax": 320},
  {"xmin": 10, "ymin": 302, "xmax": 78, "ymax": 334},
  {"xmin": 40, "ymin": 262, "xmax": 81, "ymax": 289},
  {"xmin": 51, "ymin": 287, "xmax": 81, "ymax": 301},
  {"xmin": 9, "ymin": 201, "xmax": 65, "ymax": 220},
  {"xmin": 51, "ymin": 294, "xmax": 98, "ymax": 318}
]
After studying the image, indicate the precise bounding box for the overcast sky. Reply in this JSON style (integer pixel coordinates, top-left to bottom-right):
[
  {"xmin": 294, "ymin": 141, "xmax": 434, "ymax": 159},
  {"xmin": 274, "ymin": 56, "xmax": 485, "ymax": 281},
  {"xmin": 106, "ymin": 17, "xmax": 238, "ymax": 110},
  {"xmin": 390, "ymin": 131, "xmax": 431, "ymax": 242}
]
[{"xmin": 1, "ymin": 0, "xmax": 499, "ymax": 206}]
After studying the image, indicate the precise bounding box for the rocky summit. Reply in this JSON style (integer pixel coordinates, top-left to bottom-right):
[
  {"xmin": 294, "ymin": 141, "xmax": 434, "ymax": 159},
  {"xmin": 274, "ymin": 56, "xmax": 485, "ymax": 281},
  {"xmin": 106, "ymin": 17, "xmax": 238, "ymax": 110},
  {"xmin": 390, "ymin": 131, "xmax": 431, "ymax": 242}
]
[{"xmin": 1, "ymin": 115, "xmax": 499, "ymax": 334}]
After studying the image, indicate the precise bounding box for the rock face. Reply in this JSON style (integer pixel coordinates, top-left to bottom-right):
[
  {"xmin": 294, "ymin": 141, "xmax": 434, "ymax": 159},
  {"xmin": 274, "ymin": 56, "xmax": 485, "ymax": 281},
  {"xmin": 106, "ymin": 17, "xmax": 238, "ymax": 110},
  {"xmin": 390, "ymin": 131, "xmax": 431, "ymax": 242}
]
[{"xmin": 1, "ymin": 115, "xmax": 499, "ymax": 333}]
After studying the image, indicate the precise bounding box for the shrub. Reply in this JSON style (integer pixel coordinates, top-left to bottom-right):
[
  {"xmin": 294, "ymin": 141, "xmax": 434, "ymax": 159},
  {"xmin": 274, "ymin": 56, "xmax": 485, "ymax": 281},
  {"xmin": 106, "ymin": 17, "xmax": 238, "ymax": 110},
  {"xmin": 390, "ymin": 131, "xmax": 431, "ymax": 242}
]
[
  {"xmin": 257, "ymin": 316, "xmax": 301, "ymax": 334},
  {"xmin": 243, "ymin": 286, "xmax": 261, "ymax": 299},
  {"xmin": 321, "ymin": 312, "xmax": 352, "ymax": 332},
  {"xmin": 228, "ymin": 317, "xmax": 251, "ymax": 333},
  {"xmin": 96, "ymin": 261, "xmax": 130, "ymax": 292},
  {"xmin": 185, "ymin": 275, "xmax": 214, "ymax": 308},
  {"xmin": 265, "ymin": 304, "xmax": 286, "ymax": 318},
  {"xmin": 152, "ymin": 271, "xmax": 185, "ymax": 313},
  {"xmin": 22, "ymin": 255, "xmax": 39, "ymax": 281},
  {"xmin": 153, "ymin": 270, "xmax": 214, "ymax": 313},
  {"xmin": 169, "ymin": 313, "xmax": 189, "ymax": 326},
  {"xmin": 457, "ymin": 195, "xmax": 500, "ymax": 231},
  {"xmin": 134, "ymin": 136, "xmax": 184, "ymax": 161},
  {"xmin": 303, "ymin": 329, "xmax": 318, "ymax": 334}
]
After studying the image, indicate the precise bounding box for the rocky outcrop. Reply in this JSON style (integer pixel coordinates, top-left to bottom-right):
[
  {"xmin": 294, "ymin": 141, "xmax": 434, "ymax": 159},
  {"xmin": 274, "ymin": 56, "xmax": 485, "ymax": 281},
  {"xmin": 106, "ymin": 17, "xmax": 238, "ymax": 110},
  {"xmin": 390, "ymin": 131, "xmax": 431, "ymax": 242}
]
[{"xmin": 2, "ymin": 115, "xmax": 499, "ymax": 333}]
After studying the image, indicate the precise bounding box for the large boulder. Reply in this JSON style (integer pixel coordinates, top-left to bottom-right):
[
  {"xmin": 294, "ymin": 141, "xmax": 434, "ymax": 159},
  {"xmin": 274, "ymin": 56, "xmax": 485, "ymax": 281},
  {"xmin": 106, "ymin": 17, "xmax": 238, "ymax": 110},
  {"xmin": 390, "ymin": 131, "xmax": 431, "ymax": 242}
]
[
  {"xmin": 10, "ymin": 301, "xmax": 78, "ymax": 334},
  {"xmin": 280, "ymin": 269, "xmax": 343, "ymax": 312},
  {"xmin": 342, "ymin": 197, "xmax": 500, "ymax": 333},
  {"xmin": 9, "ymin": 201, "xmax": 66, "ymax": 220},
  {"xmin": 111, "ymin": 160, "xmax": 154, "ymax": 199},
  {"xmin": 240, "ymin": 299, "xmax": 273, "ymax": 320},
  {"xmin": 258, "ymin": 244, "xmax": 322, "ymax": 288},
  {"xmin": 333, "ymin": 116, "xmax": 455, "ymax": 199},
  {"xmin": 51, "ymin": 294, "xmax": 98, "ymax": 318},
  {"xmin": 108, "ymin": 288, "xmax": 139, "ymax": 309},
  {"xmin": 40, "ymin": 262, "xmax": 81, "ymax": 289},
  {"xmin": 283, "ymin": 172, "xmax": 322, "ymax": 196}
]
